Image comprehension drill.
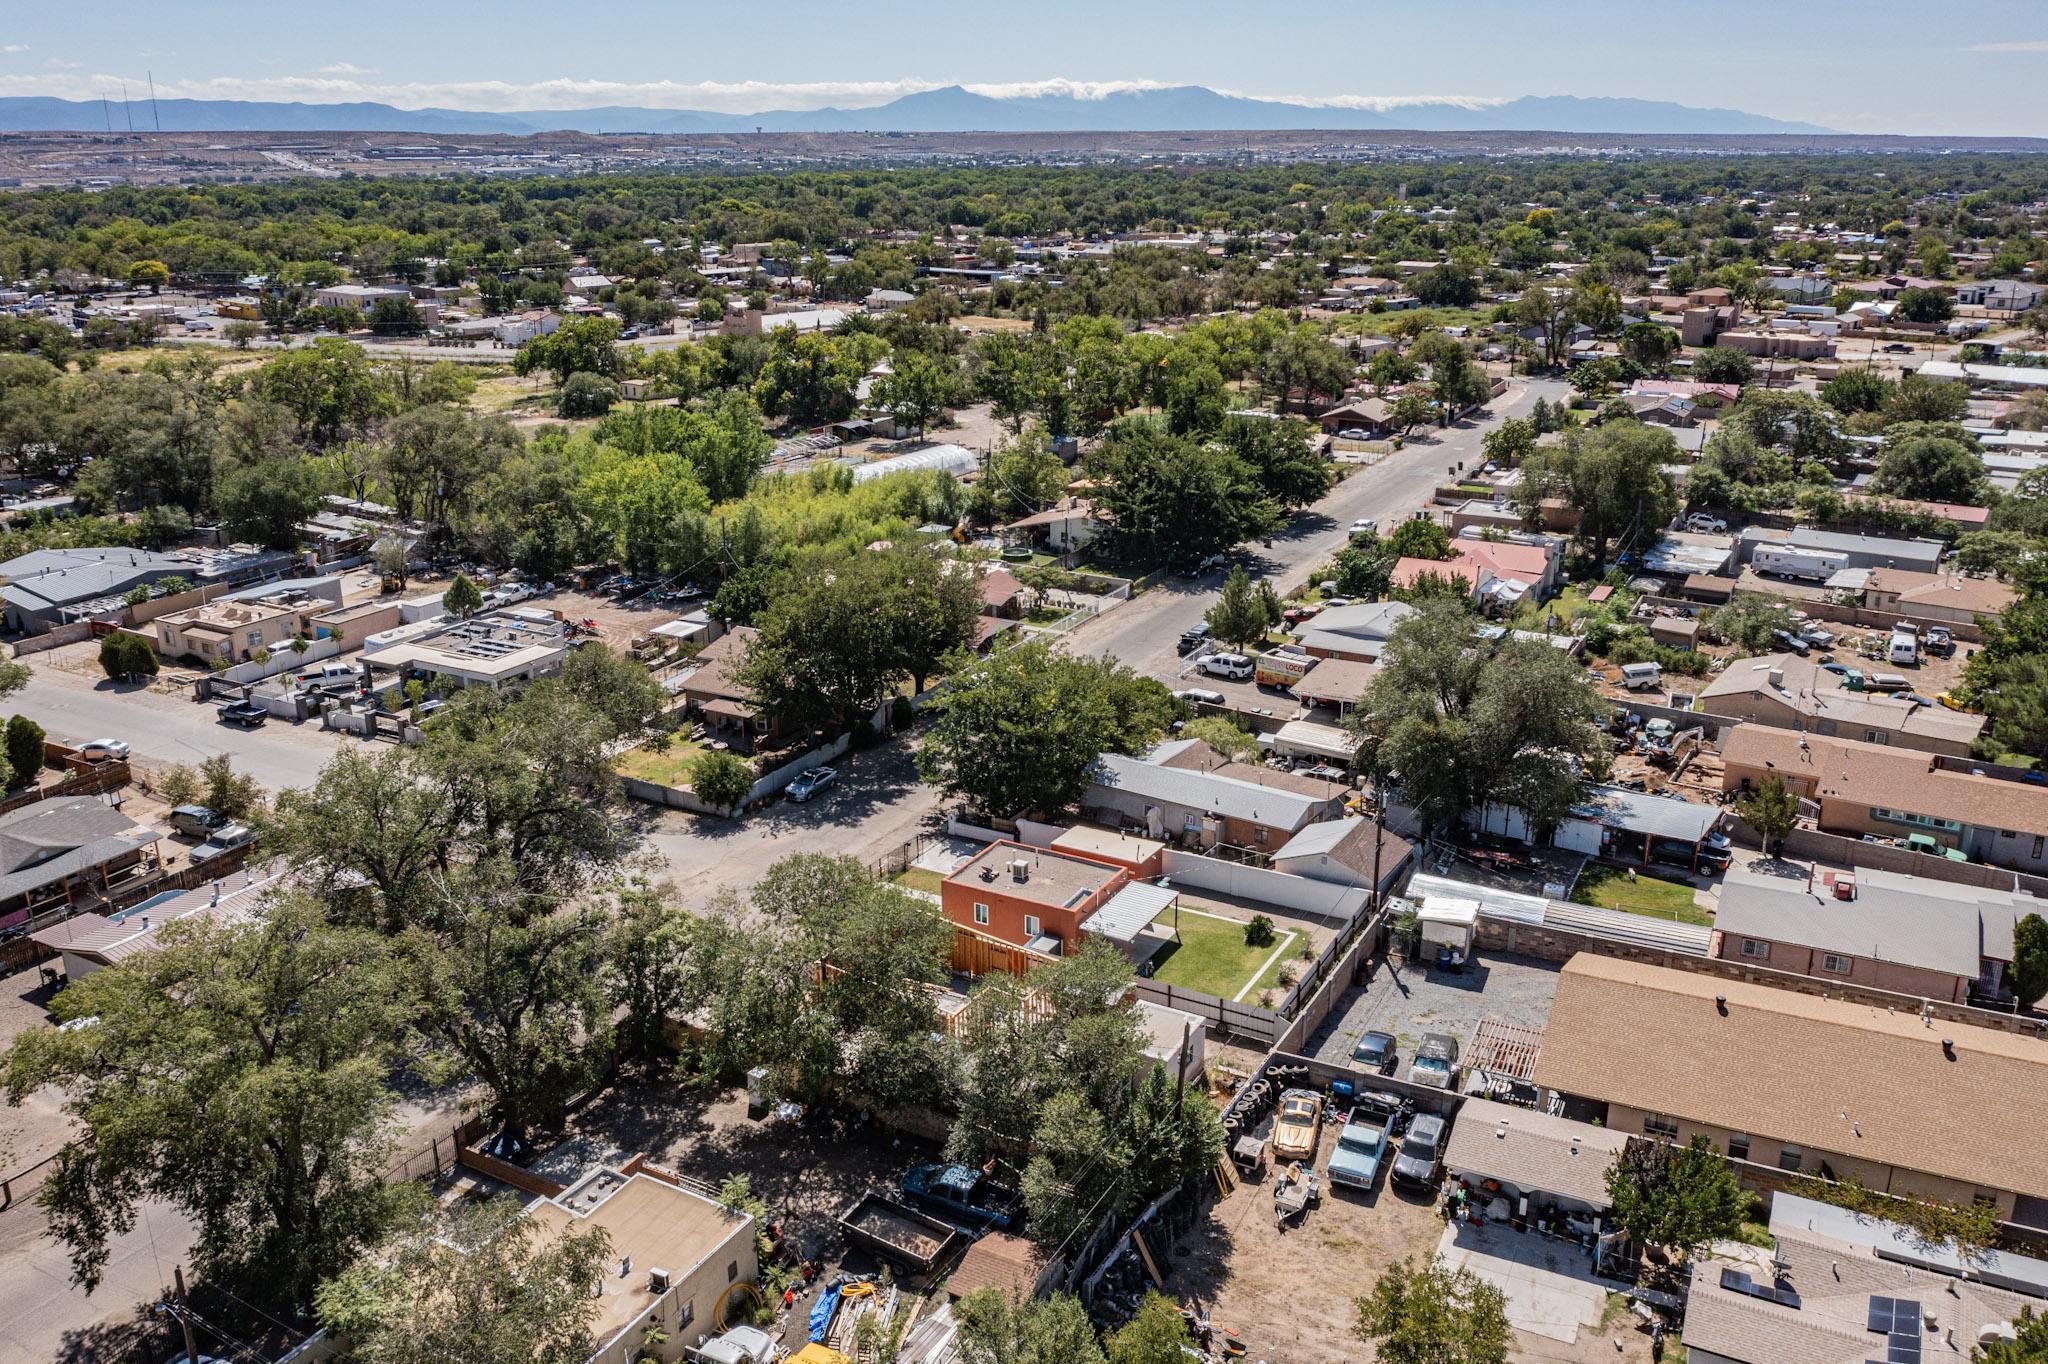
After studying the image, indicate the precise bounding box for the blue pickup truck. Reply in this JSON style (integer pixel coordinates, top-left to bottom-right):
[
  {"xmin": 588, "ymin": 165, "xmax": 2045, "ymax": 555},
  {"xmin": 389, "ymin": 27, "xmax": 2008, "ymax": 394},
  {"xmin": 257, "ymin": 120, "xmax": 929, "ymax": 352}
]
[
  {"xmin": 1325, "ymin": 1114, "xmax": 1387, "ymax": 1192},
  {"xmin": 900, "ymin": 1162, "xmax": 1022, "ymax": 1231}
]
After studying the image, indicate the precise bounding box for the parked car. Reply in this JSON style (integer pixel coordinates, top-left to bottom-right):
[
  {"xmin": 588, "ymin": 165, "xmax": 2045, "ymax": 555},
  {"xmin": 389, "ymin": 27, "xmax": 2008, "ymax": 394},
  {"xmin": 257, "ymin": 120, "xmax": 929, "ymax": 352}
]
[
  {"xmin": 1173, "ymin": 688, "xmax": 1226, "ymax": 707},
  {"xmin": 1801, "ymin": 626, "xmax": 1837, "ymax": 648},
  {"xmin": 1408, "ymin": 1033, "xmax": 1461, "ymax": 1089},
  {"xmin": 1683, "ymin": 513, "xmax": 1728, "ymax": 533},
  {"xmin": 1282, "ymin": 604, "xmax": 1322, "ymax": 625},
  {"xmin": 1199, "ymin": 652, "xmax": 1255, "ymax": 681},
  {"xmin": 76, "ymin": 739, "xmax": 129, "ymax": 761},
  {"xmin": 189, "ymin": 823, "xmax": 255, "ymax": 867},
  {"xmin": 1351, "ymin": 1030, "xmax": 1398, "ymax": 1075},
  {"xmin": 168, "ymin": 805, "xmax": 226, "ymax": 839},
  {"xmin": 216, "ymin": 700, "xmax": 267, "ymax": 727},
  {"xmin": 1924, "ymin": 626, "xmax": 1955, "ymax": 657},
  {"xmin": 1882, "ymin": 342, "xmax": 1915, "ymax": 354},
  {"xmin": 785, "ymin": 767, "xmax": 838, "ymax": 803},
  {"xmin": 1271, "ymin": 1088, "xmax": 1325, "ymax": 1162},
  {"xmin": 1390, "ymin": 1113, "xmax": 1447, "ymax": 1190},
  {"xmin": 1349, "ymin": 518, "xmax": 1378, "ymax": 535},
  {"xmin": 1176, "ymin": 624, "xmax": 1211, "ymax": 655},
  {"xmin": 1336, "ymin": 427, "xmax": 1370, "ymax": 441},
  {"xmin": 901, "ymin": 1162, "xmax": 1020, "ymax": 1231},
  {"xmin": 1771, "ymin": 628, "xmax": 1811, "ymax": 656},
  {"xmin": 1936, "ymin": 691, "xmax": 1981, "ymax": 714},
  {"xmin": 1325, "ymin": 1115, "xmax": 1388, "ymax": 1191}
]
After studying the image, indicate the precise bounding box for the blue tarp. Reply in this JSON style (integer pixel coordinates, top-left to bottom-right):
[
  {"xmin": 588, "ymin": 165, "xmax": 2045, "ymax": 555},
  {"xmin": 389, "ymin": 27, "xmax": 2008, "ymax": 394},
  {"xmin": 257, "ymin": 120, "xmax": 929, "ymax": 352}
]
[{"xmin": 807, "ymin": 1284, "xmax": 841, "ymax": 1343}]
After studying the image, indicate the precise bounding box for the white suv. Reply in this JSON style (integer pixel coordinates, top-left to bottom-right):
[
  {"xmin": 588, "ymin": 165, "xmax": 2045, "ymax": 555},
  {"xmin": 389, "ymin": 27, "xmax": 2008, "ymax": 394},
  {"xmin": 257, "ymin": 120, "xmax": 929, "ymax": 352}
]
[
  {"xmin": 1199, "ymin": 652, "xmax": 1254, "ymax": 681},
  {"xmin": 1684, "ymin": 513, "xmax": 1729, "ymax": 534}
]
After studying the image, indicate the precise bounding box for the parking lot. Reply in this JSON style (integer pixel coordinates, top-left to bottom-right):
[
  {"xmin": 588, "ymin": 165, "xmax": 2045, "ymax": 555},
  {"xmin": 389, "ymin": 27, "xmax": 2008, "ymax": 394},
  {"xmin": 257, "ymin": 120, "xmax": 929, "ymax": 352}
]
[{"xmin": 1303, "ymin": 950, "xmax": 1564, "ymax": 1072}]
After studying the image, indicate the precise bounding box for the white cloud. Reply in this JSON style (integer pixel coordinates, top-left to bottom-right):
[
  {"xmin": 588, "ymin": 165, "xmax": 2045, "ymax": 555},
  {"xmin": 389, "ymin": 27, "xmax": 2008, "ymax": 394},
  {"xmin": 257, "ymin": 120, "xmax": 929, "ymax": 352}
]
[
  {"xmin": 44, "ymin": 58, "xmax": 81, "ymax": 70},
  {"xmin": 0, "ymin": 44, "xmax": 28, "ymax": 54},
  {"xmin": 0, "ymin": 69, "xmax": 1510, "ymax": 116},
  {"xmin": 1962, "ymin": 40, "xmax": 2048, "ymax": 52}
]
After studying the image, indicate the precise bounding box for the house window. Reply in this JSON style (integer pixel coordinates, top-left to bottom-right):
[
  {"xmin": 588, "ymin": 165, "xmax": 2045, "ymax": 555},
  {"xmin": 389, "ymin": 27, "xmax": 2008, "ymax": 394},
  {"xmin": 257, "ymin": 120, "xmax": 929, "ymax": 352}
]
[
  {"xmin": 1644, "ymin": 1112, "xmax": 1679, "ymax": 1140},
  {"xmin": 1778, "ymin": 1143, "xmax": 1804, "ymax": 1173},
  {"xmin": 1727, "ymin": 1132, "xmax": 1750, "ymax": 1162},
  {"xmin": 676, "ymin": 1300, "xmax": 693, "ymax": 1329},
  {"xmin": 1820, "ymin": 953, "xmax": 1851, "ymax": 974},
  {"xmin": 1865, "ymin": 731, "xmax": 1887, "ymax": 745},
  {"xmin": 2002, "ymin": 830, "xmax": 2018, "ymax": 839},
  {"xmin": 1023, "ymin": 914, "xmax": 1041, "ymax": 938},
  {"xmin": 972, "ymin": 902, "xmax": 990, "ymax": 926},
  {"xmin": 1741, "ymin": 938, "xmax": 1770, "ymax": 960},
  {"xmin": 2033, "ymin": 836, "xmax": 2044, "ymax": 859},
  {"xmin": 727, "ymin": 1260, "xmax": 738, "ymax": 1282}
]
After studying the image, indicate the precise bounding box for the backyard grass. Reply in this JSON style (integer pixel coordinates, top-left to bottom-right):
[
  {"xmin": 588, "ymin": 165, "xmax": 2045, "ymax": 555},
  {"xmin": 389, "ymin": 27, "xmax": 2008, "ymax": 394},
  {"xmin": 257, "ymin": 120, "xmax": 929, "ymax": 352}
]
[
  {"xmin": 1569, "ymin": 866, "xmax": 1711, "ymax": 925},
  {"xmin": 1510, "ymin": 582, "xmax": 1630, "ymax": 633},
  {"xmin": 615, "ymin": 740, "xmax": 709, "ymax": 789},
  {"xmin": 1144, "ymin": 909, "xmax": 1300, "ymax": 1001},
  {"xmin": 892, "ymin": 868, "xmax": 946, "ymax": 896}
]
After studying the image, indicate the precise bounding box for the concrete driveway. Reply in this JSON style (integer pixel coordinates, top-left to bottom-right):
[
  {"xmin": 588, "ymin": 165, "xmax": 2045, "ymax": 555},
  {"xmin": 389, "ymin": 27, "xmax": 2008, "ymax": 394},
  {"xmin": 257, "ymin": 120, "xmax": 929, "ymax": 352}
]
[{"xmin": 1437, "ymin": 1219, "xmax": 1609, "ymax": 1344}]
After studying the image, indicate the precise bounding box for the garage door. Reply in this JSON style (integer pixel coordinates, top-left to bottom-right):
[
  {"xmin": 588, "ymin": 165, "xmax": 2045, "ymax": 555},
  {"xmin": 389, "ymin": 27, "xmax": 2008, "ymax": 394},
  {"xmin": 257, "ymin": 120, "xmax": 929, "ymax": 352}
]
[{"xmin": 1553, "ymin": 818, "xmax": 1603, "ymax": 855}]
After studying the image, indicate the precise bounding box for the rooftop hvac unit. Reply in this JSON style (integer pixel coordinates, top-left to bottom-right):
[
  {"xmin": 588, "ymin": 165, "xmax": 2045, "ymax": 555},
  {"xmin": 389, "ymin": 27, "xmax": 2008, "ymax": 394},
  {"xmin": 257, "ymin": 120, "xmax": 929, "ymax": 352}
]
[
  {"xmin": 648, "ymin": 1267, "xmax": 671, "ymax": 1293},
  {"xmin": 1009, "ymin": 857, "xmax": 1030, "ymax": 883}
]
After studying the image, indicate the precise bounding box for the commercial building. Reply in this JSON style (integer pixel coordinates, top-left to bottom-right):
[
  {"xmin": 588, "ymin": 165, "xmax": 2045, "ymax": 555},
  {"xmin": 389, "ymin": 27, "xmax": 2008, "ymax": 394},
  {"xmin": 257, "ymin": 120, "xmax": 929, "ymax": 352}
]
[
  {"xmin": 361, "ymin": 607, "xmax": 569, "ymax": 692},
  {"xmin": 1721, "ymin": 726, "xmax": 2048, "ymax": 872},
  {"xmin": 0, "ymin": 545, "xmax": 292, "ymax": 635},
  {"xmin": 1532, "ymin": 954, "xmax": 2048, "ymax": 1230}
]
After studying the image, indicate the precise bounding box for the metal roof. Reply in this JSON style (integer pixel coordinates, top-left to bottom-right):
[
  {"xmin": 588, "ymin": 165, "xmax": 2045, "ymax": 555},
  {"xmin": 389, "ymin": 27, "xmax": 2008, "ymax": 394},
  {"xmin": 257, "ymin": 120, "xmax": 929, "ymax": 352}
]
[
  {"xmin": 1089, "ymin": 752, "xmax": 1328, "ymax": 830},
  {"xmin": 1081, "ymin": 880, "xmax": 1177, "ymax": 945},
  {"xmin": 1570, "ymin": 783, "xmax": 1723, "ymax": 843}
]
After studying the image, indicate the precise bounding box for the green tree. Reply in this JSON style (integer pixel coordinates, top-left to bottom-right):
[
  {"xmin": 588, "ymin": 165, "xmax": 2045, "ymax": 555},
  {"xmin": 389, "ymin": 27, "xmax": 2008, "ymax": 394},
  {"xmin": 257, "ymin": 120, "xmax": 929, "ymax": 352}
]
[
  {"xmin": 513, "ymin": 316, "xmax": 623, "ymax": 384},
  {"xmin": 2012, "ymin": 912, "xmax": 2048, "ymax": 1009},
  {"xmin": 1897, "ymin": 286, "xmax": 1955, "ymax": 323},
  {"xmin": 1353, "ymin": 1256, "xmax": 1512, "ymax": 1364},
  {"xmin": 1387, "ymin": 518, "xmax": 1453, "ymax": 560},
  {"xmin": 1367, "ymin": 347, "xmax": 1421, "ymax": 394},
  {"xmin": 918, "ymin": 640, "xmax": 1175, "ymax": 819},
  {"xmin": 3, "ymin": 713, "xmax": 41, "ymax": 789},
  {"xmin": 126, "ymin": 258, "xmax": 170, "ymax": 293},
  {"xmin": 442, "ymin": 572, "xmax": 485, "ymax": 619},
  {"xmin": 1605, "ymin": 1135, "xmax": 1747, "ymax": 1261},
  {"xmin": 253, "ymin": 336, "xmax": 388, "ymax": 445},
  {"xmin": 314, "ymin": 1195, "xmax": 610, "ymax": 1364},
  {"xmin": 1737, "ymin": 774, "xmax": 1799, "ymax": 854},
  {"xmin": 1351, "ymin": 601, "xmax": 1607, "ymax": 834},
  {"xmin": 1390, "ymin": 390, "xmax": 1435, "ymax": 436},
  {"xmin": 1872, "ymin": 425, "xmax": 1988, "ymax": 504},
  {"xmin": 555, "ymin": 370, "xmax": 617, "ymax": 417},
  {"xmin": 955, "ymin": 1290, "xmax": 1106, "ymax": 1364},
  {"xmin": 1082, "ymin": 418, "xmax": 1280, "ymax": 570},
  {"xmin": 1705, "ymin": 592, "xmax": 1798, "ymax": 651},
  {"xmin": 199, "ymin": 752, "xmax": 263, "ymax": 820},
  {"xmin": 1618, "ymin": 321, "xmax": 1680, "ymax": 374},
  {"xmin": 1690, "ymin": 346, "xmax": 1756, "ymax": 385},
  {"xmin": 1886, "ymin": 373, "xmax": 1972, "ymax": 426},
  {"xmin": 1206, "ymin": 565, "xmax": 1276, "ymax": 649},
  {"xmin": 691, "ymin": 749, "xmax": 755, "ymax": 811},
  {"xmin": 1514, "ymin": 418, "xmax": 1678, "ymax": 573},
  {"xmin": 1821, "ymin": 366, "xmax": 1893, "ymax": 415},
  {"xmin": 1182, "ymin": 715, "xmax": 1262, "ymax": 763},
  {"xmin": 215, "ymin": 454, "xmax": 323, "ymax": 549},
  {"xmin": 2, "ymin": 898, "xmax": 420, "ymax": 1311},
  {"xmin": 1217, "ymin": 414, "xmax": 1332, "ymax": 508},
  {"xmin": 870, "ymin": 349, "xmax": 963, "ymax": 434},
  {"xmin": 96, "ymin": 632, "xmax": 158, "ymax": 682},
  {"xmin": 1107, "ymin": 1294, "xmax": 1193, "ymax": 1364}
]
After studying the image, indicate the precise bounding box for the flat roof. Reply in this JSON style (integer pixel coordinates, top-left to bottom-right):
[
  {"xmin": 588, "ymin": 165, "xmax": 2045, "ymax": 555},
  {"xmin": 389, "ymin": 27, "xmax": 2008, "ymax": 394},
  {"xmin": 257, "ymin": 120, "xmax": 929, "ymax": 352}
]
[{"xmin": 945, "ymin": 842, "xmax": 1123, "ymax": 911}]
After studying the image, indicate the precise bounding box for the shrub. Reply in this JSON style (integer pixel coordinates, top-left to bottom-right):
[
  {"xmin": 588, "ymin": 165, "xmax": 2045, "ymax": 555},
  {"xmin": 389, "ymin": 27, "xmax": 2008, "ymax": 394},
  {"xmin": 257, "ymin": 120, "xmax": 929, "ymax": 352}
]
[
  {"xmin": 4, "ymin": 714, "xmax": 43, "ymax": 787},
  {"xmin": 1245, "ymin": 914, "xmax": 1277, "ymax": 948},
  {"xmin": 691, "ymin": 749, "xmax": 756, "ymax": 812},
  {"xmin": 97, "ymin": 632, "xmax": 160, "ymax": 681}
]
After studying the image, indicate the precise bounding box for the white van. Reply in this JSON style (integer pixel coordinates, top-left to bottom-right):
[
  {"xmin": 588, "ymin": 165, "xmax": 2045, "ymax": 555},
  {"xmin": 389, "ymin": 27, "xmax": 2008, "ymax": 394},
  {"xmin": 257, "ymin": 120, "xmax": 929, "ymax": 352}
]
[
  {"xmin": 1888, "ymin": 632, "xmax": 1918, "ymax": 665},
  {"xmin": 1619, "ymin": 662, "xmax": 1664, "ymax": 691}
]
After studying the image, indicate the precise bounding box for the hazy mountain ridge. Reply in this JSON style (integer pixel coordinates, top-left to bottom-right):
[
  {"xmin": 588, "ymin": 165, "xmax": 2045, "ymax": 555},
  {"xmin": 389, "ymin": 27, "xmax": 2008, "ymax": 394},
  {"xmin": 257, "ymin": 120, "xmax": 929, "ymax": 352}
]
[{"xmin": 0, "ymin": 86, "xmax": 1833, "ymax": 135}]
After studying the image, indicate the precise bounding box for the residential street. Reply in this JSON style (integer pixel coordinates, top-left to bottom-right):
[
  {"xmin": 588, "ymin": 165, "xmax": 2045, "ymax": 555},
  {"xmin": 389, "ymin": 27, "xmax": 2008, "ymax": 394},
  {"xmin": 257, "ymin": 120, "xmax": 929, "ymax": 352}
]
[{"xmin": 1069, "ymin": 376, "xmax": 1568, "ymax": 682}]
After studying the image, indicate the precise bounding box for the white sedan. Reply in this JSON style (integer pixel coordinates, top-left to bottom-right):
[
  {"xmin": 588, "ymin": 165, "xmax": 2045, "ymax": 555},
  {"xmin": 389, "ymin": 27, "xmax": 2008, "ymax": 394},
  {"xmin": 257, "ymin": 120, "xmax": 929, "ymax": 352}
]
[{"xmin": 77, "ymin": 739, "xmax": 131, "ymax": 761}]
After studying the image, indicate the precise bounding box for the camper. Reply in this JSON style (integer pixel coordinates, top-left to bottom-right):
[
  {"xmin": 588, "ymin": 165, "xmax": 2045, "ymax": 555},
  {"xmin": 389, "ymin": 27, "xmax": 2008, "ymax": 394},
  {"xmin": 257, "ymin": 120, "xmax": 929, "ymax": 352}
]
[
  {"xmin": 1618, "ymin": 662, "xmax": 1663, "ymax": 692},
  {"xmin": 1752, "ymin": 546, "xmax": 1849, "ymax": 582}
]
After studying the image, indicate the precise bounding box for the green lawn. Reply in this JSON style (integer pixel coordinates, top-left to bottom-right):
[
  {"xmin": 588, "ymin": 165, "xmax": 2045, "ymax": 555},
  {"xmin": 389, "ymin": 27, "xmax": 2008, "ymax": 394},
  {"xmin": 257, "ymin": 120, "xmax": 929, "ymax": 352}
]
[
  {"xmin": 892, "ymin": 867, "xmax": 945, "ymax": 896},
  {"xmin": 615, "ymin": 740, "xmax": 709, "ymax": 789},
  {"xmin": 1510, "ymin": 582, "xmax": 1629, "ymax": 633},
  {"xmin": 1569, "ymin": 866, "xmax": 1711, "ymax": 925},
  {"xmin": 1144, "ymin": 909, "xmax": 1299, "ymax": 1001}
]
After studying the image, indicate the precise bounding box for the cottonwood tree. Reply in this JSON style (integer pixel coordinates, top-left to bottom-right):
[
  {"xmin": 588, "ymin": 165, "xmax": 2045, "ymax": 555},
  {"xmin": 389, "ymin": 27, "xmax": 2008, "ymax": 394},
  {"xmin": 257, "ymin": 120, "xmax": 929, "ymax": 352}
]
[
  {"xmin": 1081, "ymin": 418, "xmax": 1281, "ymax": 570},
  {"xmin": 314, "ymin": 1195, "xmax": 610, "ymax": 1364},
  {"xmin": 1354, "ymin": 1256, "xmax": 1511, "ymax": 1364},
  {"xmin": 916, "ymin": 640, "xmax": 1177, "ymax": 820},
  {"xmin": 2, "ymin": 899, "xmax": 421, "ymax": 1313},
  {"xmin": 1513, "ymin": 417, "xmax": 1678, "ymax": 574},
  {"xmin": 1605, "ymin": 1136, "xmax": 1747, "ymax": 1262},
  {"xmin": 955, "ymin": 1290, "xmax": 1105, "ymax": 1364},
  {"xmin": 1350, "ymin": 601, "xmax": 1607, "ymax": 835}
]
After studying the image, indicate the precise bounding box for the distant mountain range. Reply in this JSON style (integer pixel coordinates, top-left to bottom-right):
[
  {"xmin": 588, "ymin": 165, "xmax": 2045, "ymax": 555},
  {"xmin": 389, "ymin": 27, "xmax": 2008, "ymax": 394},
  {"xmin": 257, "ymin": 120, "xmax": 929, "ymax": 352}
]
[{"xmin": 0, "ymin": 86, "xmax": 1835, "ymax": 136}]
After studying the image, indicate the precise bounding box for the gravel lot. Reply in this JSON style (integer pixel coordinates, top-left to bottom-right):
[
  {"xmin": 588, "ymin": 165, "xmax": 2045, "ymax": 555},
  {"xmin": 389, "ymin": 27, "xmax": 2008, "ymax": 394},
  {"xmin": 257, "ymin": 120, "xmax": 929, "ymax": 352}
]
[{"xmin": 1303, "ymin": 951, "xmax": 1563, "ymax": 1069}]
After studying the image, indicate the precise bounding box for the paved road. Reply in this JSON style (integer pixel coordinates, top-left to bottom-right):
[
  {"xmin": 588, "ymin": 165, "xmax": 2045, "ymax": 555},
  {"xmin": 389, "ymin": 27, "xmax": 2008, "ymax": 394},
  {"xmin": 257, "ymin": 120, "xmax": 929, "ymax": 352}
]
[
  {"xmin": 10, "ymin": 665, "xmax": 342, "ymax": 793},
  {"xmin": 1067, "ymin": 376, "xmax": 1569, "ymax": 681}
]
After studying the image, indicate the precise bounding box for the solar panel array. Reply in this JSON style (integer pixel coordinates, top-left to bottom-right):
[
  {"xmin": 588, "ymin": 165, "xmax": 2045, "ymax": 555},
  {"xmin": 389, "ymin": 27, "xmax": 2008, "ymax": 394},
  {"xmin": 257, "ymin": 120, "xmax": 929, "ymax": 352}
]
[
  {"xmin": 1865, "ymin": 1296, "xmax": 1923, "ymax": 1364},
  {"xmin": 1718, "ymin": 1266, "xmax": 1802, "ymax": 1309}
]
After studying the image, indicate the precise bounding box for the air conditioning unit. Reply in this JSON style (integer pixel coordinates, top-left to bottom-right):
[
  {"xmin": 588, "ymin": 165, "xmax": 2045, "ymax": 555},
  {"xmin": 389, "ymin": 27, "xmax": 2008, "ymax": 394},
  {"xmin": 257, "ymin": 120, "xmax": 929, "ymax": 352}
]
[
  {"xmin": 1009, "ymin": 857, "xmax": 1030, "ymax": 883},
  {"xmin": 649, "ymin": 1266, "xmax": 672, "ymax": 1293}
]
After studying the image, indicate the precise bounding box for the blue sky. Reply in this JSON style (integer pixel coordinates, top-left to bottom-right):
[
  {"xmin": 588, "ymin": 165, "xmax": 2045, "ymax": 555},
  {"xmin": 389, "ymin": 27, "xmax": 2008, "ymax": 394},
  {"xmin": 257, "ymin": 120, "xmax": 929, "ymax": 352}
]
[{"xmin": 1, "ymin": 0, "xmax": 2043, "ymax": 134}]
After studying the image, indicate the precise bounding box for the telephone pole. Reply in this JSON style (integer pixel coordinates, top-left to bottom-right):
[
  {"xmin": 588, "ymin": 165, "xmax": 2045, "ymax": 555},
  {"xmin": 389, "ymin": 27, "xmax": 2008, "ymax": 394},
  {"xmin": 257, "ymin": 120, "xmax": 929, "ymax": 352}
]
[{"xmin": 171, "ymin": 1266, "xmax": 200, "ymax": 1364}]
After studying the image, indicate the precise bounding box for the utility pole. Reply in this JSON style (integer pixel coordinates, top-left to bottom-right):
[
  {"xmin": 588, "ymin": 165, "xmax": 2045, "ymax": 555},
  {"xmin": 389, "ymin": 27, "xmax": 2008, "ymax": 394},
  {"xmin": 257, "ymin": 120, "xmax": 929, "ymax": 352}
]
[
  {"xmin": 172, "ymin": 1266, "xmax": 200, "ymax": 1364},
  {"xmin": 147, "ymin": 72, "xmax": 161, "ymax": 132}
]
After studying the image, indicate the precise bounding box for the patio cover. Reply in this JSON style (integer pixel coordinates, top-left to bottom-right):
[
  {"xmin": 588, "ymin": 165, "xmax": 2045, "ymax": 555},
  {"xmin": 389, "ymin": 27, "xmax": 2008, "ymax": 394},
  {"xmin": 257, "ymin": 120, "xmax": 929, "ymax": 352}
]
[{"xmin": 1081, "ymin": 880, "xmax": 1178, "ymax": 945}]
